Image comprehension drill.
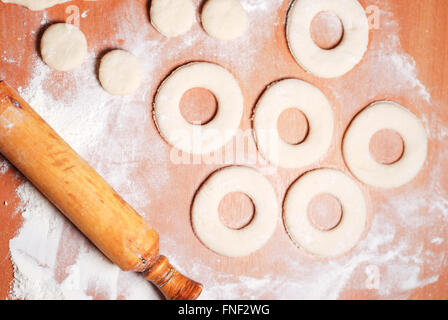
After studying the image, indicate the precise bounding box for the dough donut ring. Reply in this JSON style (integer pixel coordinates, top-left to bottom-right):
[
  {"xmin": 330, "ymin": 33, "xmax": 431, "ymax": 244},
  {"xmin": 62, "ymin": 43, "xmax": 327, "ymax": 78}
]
[
  {"xmin": 343, "ymin": 101, "xmax": 428, "ymax": 189},
  {"xmin": 192, "ymin": 166, "xmax": 278, "ymax": 257},
  {"xmin": 286, "ymin": 0, "xmax": 369, "ymax": 78},
  {"xmin": 154, "ymin": 62, "xmax": 244, "ymax": 154},
  {"xmin": 253, "ymin": 79, "xmax": 334, "ymax": 169},
  {"xmin": 284, "ymin": 168, "xmax": 367, "ymax": 257}
]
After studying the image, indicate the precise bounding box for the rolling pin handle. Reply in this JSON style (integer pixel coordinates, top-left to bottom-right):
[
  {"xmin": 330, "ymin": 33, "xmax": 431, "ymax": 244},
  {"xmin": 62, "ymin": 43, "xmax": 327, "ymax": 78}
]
[{"xmin": 144, "ymin": 255, "xmax": 202, "ymax": 300}]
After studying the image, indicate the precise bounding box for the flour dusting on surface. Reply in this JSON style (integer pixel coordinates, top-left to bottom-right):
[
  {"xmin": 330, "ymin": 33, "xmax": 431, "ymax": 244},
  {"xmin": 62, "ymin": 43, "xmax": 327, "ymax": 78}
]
[
  {"xmin": 5, "ymin": 0, "xmax": 448, "ymax": 300},
  {"xmin": 8, "ymin": 56, "xmax": 164, "ymax": 300}
]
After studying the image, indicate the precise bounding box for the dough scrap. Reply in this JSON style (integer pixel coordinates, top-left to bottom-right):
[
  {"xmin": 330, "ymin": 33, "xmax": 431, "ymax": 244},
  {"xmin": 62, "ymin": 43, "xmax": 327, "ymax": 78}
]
[
  {"xmin": 150, "ymin": 0, "xmax": 195, "ymax": 37},
  {"xmin": 99, "ymin": 49, "xmax": 142, "ymax": 96},
  {"xmin": 154, "ymin": 62, "xmax": 243, "ymax": 155},
  {"xmin": 284, "ymin": 168, "xmax": 367, "ymax": 257},
  {"xmin": 1, "ymin": 0, "xmax": 70, "ymax": 10},
  {"xmin": 192, "ymin": 166, "xmax": 278, "ymax": 257},
  {"xmin": 253, "ymin": 79, "xmax": 334, "ymax": 169},
  {"xmin": 343, "ymin": 101, "xmax": 428, "ymax": 189},
  {"xmin": 40, "ymin": 23, "xmax": 87, "ymax": 72},
  {"xmin": 287, "ymin": 0, "xmax": 369, "ymax": 78},
  {"xmin": 201, "ymin": 0, "xmax": 248, "ymax": 40}
]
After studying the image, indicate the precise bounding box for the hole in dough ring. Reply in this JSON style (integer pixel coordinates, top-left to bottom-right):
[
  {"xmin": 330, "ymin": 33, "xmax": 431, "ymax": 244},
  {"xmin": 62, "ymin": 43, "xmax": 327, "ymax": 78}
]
[
  {"xmin": 253, "ymin": 79, "xmax": 334, "ymax": 169},
  {"xmin": 154, "ymin": 62, "xmax": 244, "ymax": 155},
  {"xmin": 284, "ymin": 168, "xmax": 367, "ymax": 257},
  {"xmin": 343, "ymin": 101, "xmax": 428, "ymax": 189},
  {"xmin": 192, "ymin": 166, "xmax": 279, "ymax": 257},
  {"xmin": 286, "ymin": 0, "xmax": 369, "ymax": 78},
  {"xmin": 150, "ymin": 0, "xmax": 195, "ymax": 37}
]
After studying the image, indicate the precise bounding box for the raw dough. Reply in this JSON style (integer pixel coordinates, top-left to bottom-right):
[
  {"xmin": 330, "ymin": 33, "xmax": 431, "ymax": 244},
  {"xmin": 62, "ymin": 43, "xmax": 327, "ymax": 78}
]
[
  {"xmin": 343, "ymin": 101, "xmax": 428, "ymax": 189},
  {"xmin": 192, "ymin": 166, "xmax": 278, "ymax": 257},
  {"xmin": 150, "ymin": 0, "xmax": 195, "ymax": 37},
  {"xmin": 98, "ymin": 49, "xmax": 142, "ymax": 96},
  {"xmin": 253, "ymin": 79, "xmax": 334, "ymax": 169},
  {"xmin": 40, "ymin": 23, "xmax": 87, "ymax": 72},
  {"xmin": 284, "ymin": 168, "xmax": 367, "ymax": 257},
  {"xmin": 201, "ymin": 0, "xmax": 248, "ymax": 40},
  {"xmin": 153, "ymin": 62, "xmax": 243, "ymax": 155},
  {"xmin": 1, "ymin": 0, "xmax": 69, "ymax": 10},
  {"xmin": 286, "ymin": 0, "xmax": 369, "ymax": 78}
]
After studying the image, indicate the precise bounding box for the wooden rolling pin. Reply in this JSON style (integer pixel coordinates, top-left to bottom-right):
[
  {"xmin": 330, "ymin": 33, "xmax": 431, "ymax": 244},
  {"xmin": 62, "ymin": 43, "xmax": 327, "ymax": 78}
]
[{"xmin": 0, "ymin": 81, "xmax": 202, "ymax": 300}]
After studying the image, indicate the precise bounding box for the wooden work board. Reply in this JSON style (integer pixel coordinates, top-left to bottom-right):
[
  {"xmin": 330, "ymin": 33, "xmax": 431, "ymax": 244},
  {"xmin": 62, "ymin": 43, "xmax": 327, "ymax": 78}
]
[{"xmin": 0, "ymin": 0, "xmax": 447, "ymax": 299}]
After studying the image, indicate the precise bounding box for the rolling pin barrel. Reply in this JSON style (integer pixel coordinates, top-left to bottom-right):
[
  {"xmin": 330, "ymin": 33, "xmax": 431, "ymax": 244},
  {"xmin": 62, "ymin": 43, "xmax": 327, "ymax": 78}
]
[{"xmin": 0, "ymin": 81, "xmax": 202, "ymax": 300}]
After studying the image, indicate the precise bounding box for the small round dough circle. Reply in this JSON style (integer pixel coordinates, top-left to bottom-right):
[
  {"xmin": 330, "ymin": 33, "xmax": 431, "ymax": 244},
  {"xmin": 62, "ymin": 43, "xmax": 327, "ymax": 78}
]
[
  {"xmin": 40, "ymin": 23, "xmax": 87, "ymax": 71},
  {"xmin": 201, "ymin": 0, "xmax": 248, "ymax": 40},
  {"xmin": 284, "ymin": 168, "xmax": 367, "ymax": 257},
  {"xmin": 343, "ymin": 101, "xmax": 428, "ymax": 189},
  {"xmin": 286, "ymin": 0, "xmax": 369, "ymax": 78},
  {"xmin": 192, "ymin": 166, "xmax": 278, "ymax": 257},
  {"xmin": 154, "ymin": 62, "xmax": 244, "ymax": 155},
  {"xmin": 99, "ymin": 50, "xmax": 142, "ymax": 96},
  {"xmin": 253, "ymin": 79, "xmax": 334, "ymax": 169},
  {"xmin": 150, "ymin": 0, "xmax": 195, "ymax": 37}
]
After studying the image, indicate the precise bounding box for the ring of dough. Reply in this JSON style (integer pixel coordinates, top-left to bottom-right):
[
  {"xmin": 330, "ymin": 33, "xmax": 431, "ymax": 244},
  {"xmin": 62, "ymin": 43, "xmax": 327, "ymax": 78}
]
[
  {"xmin": 154, "ymin": 62, "xmax": 244, "ymax": 155},
  {"xmin": 150, "ymin": 0, "xmax": 195, "ymax": 37},
  {"xmin": 286, "ymin": 0, "xmax": 369, "ymax": 78},
  {"xmin": 192, "ymin": 166, "xmax": 278, "ymax": 257},
  {"xmin": 284, "ymin": 168, "xmax": 367, "ymax": 257},
  {"xmin": 253, "ymin": 79, "xmax": 334, "ymax": 169},
  {"xmin": 343, "ymin": 101, "xmax": 428, "ymax": 189}
]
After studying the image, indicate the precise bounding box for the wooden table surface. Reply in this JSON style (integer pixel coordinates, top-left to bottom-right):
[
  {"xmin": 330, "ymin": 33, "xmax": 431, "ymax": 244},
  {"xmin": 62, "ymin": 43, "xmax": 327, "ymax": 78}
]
[{"xmin": 0, "ymin": 0, "xmax": 447, "ymax": 299}]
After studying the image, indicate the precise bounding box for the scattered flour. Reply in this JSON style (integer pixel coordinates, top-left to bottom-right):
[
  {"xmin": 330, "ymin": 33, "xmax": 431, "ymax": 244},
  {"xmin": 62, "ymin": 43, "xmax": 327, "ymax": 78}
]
[
  {"xmin": 0, "ymin": 160, "xmax": 9, "ymax": 174},
  {"xmin": 6, "ymin": 6, "xmax": 171, "ymax": 299},
  {"xmin": 2, "ymin": 52, "xmax": 16, "ymax": 64},
  {"xmin": 242, "ymin": 0, "xmax": 282, "ymax": 12},
  {"xmin": 5, "ymin": 0, "xmax": 447, "ymax": 300},
  {"xmin": 7, "ymin": 0, "xmax": 283, "ymax": 300},
  {"xmin": 191, "ymin": 2, "xmax": 447, "ymax": 300},
  {"xmin": 8, "ymin": 56, "xmax": 163, "ymax": 300}
]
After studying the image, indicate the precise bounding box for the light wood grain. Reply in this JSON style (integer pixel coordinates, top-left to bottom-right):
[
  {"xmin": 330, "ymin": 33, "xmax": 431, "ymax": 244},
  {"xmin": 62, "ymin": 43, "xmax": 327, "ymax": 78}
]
[{"xmin": 0, "ymin": 0, "xmax": 447, "ymax": 299}]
